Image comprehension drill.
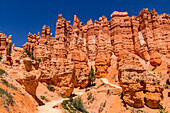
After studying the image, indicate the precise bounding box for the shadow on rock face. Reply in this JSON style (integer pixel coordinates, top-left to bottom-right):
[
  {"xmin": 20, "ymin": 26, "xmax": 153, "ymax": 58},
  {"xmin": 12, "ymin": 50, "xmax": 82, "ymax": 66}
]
[{"xmin": 35, "ymin": 95, "xmax": 45, "ymax": 106}]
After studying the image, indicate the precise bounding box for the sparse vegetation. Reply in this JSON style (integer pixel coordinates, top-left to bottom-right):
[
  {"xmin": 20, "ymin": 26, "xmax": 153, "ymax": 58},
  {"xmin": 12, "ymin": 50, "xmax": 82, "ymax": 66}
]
[
  {"xmin": 60, "ymin": 94, "xmax": 67, "ymax": 98},
  {"xmin": 40, "ymin": 96, "xmax": 48, "ymax": 101},
  {"xmin": 0, "ymin": 55, "xmax": 2, "ymax": 61},
  {"xmin": 131, "ymin": 109, "xmax": 145, "ymax": 113},
  {"xmin": 152, "ymin": 66, "xmax": 157, "ymax": 71},
  {"xmin": 0, "ymin": 69, "xmax": 6, "ymax": 75},
  {"xmin": 38, "ymin": 58, "xmax": 41, "ymax": 63},
  {"xmin": 99, "ymin": 100, "xmax": 107, "ymax": 112},
  {"xmin": 7, "ymin": 44, "xmax": 12, "ymax": 56},
  {"xmin": 24, "ymin": 49, "xmax": 39, "ymax": 62},
  {"xmin": 159, "ymin": 104, "xmax": 168, "ymax": 113},
  {"xmin": 0, "ymin": 88, "xmax": 14, "ymax": 106},
  {"xmin": 85, "ymin": 88, "xmax": 90, "ymax": 92},
  {"xmin": 46, "ymin": 85, "xmax": 55, "ymax": 92},
  {"xmin": 87, "ymin": 93, "xmax": 92, "ymax": 100},
  {"xmin": 1, "ymin": 78, "xmax": 17, "ymax": 90},
  {"xmin": 88, "ymin": 66, "xmax": 96, "ymax": 85},
  {"xmin": 61, "ymin": 96, "xmax": 88, "ymax": 113},
  {"xmin": 96, "ymin": 83, "xmax": 105, "ymax": 89},
  {"xmin": 24, "ymin": 49, "xmax": 32, "ymax": 57},
  {"xmin": 112, "ymin": 75, "xmax": 116, "ymax": 79},
  {"xmin": 118, "ymin": 92, "xmax": 123, "ymax": 97},
  {"xmin": 30, "ymin": 55, "xmax": 37, "ymax": 61}
]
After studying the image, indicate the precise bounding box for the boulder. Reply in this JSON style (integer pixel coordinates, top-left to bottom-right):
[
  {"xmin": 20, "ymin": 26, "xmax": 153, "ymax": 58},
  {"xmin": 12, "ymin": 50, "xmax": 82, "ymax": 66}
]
[{"xmin": 150, "ymin": 51, "xmax": 162, "ymax": 66}]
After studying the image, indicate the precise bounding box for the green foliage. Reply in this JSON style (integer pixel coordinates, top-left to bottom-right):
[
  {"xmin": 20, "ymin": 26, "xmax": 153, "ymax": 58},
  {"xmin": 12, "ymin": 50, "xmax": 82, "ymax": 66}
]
[
  {"xmin": 38, "ymin": 58, "xmax": 41, "ymax": 63},
  {"xmin": 24, "ymin": 49, "xmax": 32, "ymax": 57},
  {"xmin": 0, "ymin": 69, "xmax": 6, "ymax": 75},
  {"xmin": 0, "ymin": 55, "xmax": 2, "ymax": 61},
  {"xmin": 40, "ymin": 96, "xmax": 48, "ymax": 101},
  {"xmin": 118, "ymin": 92, "xmax": 123, "ymax": 97},
  {"xmin": 46, "ymin": 85, "xmax": 55, "ymax": 92},
  {"xmin": 30, "ymin": 55, "xmax": 37, "ymax": 61},
  {"xmin": 61, "ymin": 100, "xmax": 71, "ymax": 112},
  {"xmin": 0, "ymin": 88, "xmax": 14, "ymax": 106},
  {"xmin": 61, "ymin": 96, "xmax": 88, "ymax": 113},
  {"xmin": 96, "ymin": 83, "xmax": 105, "ymax": 89},
  {"xmin": 159, "ymin": 104, "xmax": 168, "ymax": 113},
  {"xmin": 88, "ymin": 66, "xmax": 96, "ymax": 85},
  {"xmin": 7, "ymin": 44, "xmax": 12, "ymax": 56},
  {"xmin": 152, "ymin": 66, "xmax": 157, "ymax": 71},
  {"xmin": 87, "ymin": 93, "xmax": 92, "ymax": 100},
  {"xmin": 112, "ymin": 75, "xmax": 116, "ymax": 79},
  {"xmin": 1, "ymin": 78, "xmax": 17, "ymax": 90},
  {"xmin": 60, "ymin": 94, "xmax": 67, "ymax": 98},
  {"xmin": 85, "ymin": 88, "xmax": 90, "ymax": 92}
]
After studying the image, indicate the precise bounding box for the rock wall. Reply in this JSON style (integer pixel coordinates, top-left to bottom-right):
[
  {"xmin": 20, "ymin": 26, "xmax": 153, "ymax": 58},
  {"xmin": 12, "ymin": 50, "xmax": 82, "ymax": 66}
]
[
  {"xmin": 22, "ymin": 9, "xmax": 169, "ymax": 78},
  {"xmin": 118, "ymin": 53, "xmax": 164, "ymax": 108},
  {"xmin": 0, "ymin": 32, "xmax": 12, "ymax": 56}
]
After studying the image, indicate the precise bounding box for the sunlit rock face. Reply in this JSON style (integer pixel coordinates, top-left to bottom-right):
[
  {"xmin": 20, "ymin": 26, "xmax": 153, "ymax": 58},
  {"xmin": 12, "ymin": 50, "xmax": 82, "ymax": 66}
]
[
  {"xmin": 22, "ymin": 9, "xmax": 169, "ymax": 74},
  {"xmin": 118, "ymin": 53, "xmax": 164, "ymax": 108},
  {"xmin": 0, "ymin": 32, "xmax": 12, "ymax": 56},
  {"xmin": 18, "ymin": 8, "xmax": 169, "ymax": 99}
]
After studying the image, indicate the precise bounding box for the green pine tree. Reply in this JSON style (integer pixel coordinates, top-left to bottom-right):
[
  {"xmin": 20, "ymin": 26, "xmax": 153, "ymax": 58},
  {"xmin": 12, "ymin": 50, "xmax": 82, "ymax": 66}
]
[{"xmin": 88, "ymin": 66, "xmax": 96, "ymax": 85}]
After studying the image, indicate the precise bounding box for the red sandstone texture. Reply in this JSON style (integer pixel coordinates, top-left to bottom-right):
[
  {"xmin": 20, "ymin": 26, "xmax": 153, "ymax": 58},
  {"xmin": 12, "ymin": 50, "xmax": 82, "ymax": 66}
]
[{"xmin": 0, "ymin": 8, "xmax": 170, "ymax": 112}]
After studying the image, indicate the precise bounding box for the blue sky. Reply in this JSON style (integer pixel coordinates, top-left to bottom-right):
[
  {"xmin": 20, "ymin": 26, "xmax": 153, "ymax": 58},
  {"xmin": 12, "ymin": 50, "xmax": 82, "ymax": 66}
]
[{"xmin": 0, "ymin": 0, "xmax": 169, "ymax": 46}]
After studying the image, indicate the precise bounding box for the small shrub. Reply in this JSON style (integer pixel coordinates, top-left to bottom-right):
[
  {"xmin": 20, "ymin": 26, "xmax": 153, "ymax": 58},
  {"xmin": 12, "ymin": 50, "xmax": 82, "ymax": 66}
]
[
  {"xmin": 72, "ymin": 96, "xmax": 87, "ymax": 112},
  {"xmin": 46, "ymin": 85, "xmax": 55, "ymax": 92},
  {"xmin": 61, "ymin": 100, "xmax": 71, "ymax": 112},
  {"xmin": 60, "ymin": 94, "xmax": 67, "ymax": 98},
  {"xmin": 159, "ymin": 104, "xmax": 168, "ymax": 113},
  {"xmin": 118, "ymin": 92, "xmax": 123, "ymax": 96},
  {"xmin": 30, "ymin": 55, "xmax": 37, "ymax": 61},
  {"xmin": 0, "ymin": 55, "xmax": 2, "ymax": 61},
  {"xmin": 24, "ymin": 49, "xmax": 31, "ymax": 57},
  {"xmin": 87, "ymin": 93, "xmax": 92, "ymax": 100},
  {"xmin": 40, "ymin": 96, "xmax": 48, "ymax": 101},
  {"xmin": 7, "ymin": 44, "xmax": 12, "ymax": 56},
  {"xmin": 152, "ymin": 66, "xmax": 157, "ymax": 71},
  {"xmin": 85, "ymin": 88, "xmax": 90, "ymax": 92},
  {"xmin": 88, "ymin": 66, "xmax": 96, "ymax": 85},
  {"xmin": 112, "ymin": 75, "xmax": 116, "ymax": 79},
  {"xmin": 61, "ymin": 97, "xmax": 88, "ymax": 113},
  {"xmin": 0, "ymin": 69, "xmax": 6, "ymax": 75},
  {"xmin": 38, "ymin": 58, "xmax": 41, "ymax": 63}
]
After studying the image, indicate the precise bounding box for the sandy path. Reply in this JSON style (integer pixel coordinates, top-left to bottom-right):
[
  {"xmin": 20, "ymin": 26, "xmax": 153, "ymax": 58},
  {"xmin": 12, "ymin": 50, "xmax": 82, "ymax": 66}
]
[
  {"xmin": 38, "ymin": 78, "xmax": 121, "ymax": 113},
  {"xmin": 100, "ymin": 78, "xmax": 122, "ymax": 89},
  {"xmin": 38, "ymin": 90, "xmax": 85, "ymax": 113},
  {"xmin": 38, "ymin": 99, "xmax": 66, "ymax": 113}
]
